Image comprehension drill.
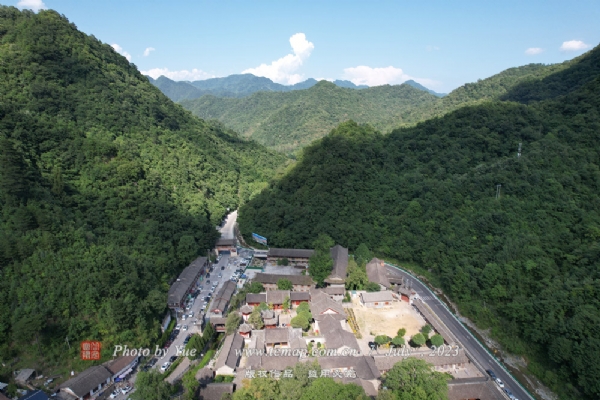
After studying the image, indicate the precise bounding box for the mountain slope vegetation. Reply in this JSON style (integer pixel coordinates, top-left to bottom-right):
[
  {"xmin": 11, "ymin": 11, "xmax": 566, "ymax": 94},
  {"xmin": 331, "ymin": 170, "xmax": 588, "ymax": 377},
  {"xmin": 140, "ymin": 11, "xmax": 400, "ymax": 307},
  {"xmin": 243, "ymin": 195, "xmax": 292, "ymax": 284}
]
[
  {"xmin": 181, "ymin": 81, "xmax": 440, "ymax": 152},
  {"xmin": 180, "ymin": 60, "xmax": 576, "ymax": 153},
  {"xmin": 239, "ymin": 46, "xmax": 600, "ymax": 399},
  {"xmin": 0, "ymin": 6, "xmax": 287, "ymax": 373}
]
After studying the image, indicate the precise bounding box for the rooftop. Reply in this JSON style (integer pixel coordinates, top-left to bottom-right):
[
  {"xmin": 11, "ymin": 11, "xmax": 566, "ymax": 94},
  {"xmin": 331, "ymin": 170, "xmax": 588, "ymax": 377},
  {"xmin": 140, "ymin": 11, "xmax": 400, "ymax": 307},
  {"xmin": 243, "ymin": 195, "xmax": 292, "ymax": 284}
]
[
  {"xmin": 60, "ymin": 366, "xmax": 112, "ymax": 398},
  {"xmin": 317, "ymin": 315, "xmax": 359, "ymax": 350},
  {"xmin": 198, "ymin": 383, "xmax": 234, "ymax": 400},
  {"xmin": 216, "ymin": 238, "xmax": 236, "ymax": 246},
  {"xmin": 267, "ymin": 248, "xmax": 315, "ymax": 258},
  {"xmin": 168, "ymin": 256, "xmax": 207, "ymax": 305},
  {"xmin": 253, "ymin": 273, "xmax": 315, "ymax": 286},
  {"xmin": 325, "ymin": 245, "xmax": 348, "ymax": 284},
  {"xmin": 360, "ymin": 291, "xmax": 395, "ymax": 303},
  {"xmin": 105, "ymin": 355, "xmax": 137, "ymax": 375},
  {"xmin": 366, "ymin": 258, "xmax": 391, "ymax": 287}
]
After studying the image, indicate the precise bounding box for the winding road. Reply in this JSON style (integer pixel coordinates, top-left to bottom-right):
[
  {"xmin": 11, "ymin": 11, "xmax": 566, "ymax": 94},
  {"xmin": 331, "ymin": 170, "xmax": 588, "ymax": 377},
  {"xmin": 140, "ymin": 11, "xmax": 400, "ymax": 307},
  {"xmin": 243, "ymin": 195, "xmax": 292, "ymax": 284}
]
[{"xmin": 385, "ymin": 263, "xmax": 534, "ymax": 400}]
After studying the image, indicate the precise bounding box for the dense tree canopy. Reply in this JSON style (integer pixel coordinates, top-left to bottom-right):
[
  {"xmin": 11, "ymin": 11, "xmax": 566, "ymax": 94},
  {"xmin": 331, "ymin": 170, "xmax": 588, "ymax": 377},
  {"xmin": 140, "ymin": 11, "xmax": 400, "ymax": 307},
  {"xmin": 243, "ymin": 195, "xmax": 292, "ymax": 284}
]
[
  {"xmin": 239, "ymin": 44, "xmax": 600, "ymax": 398},
  {"xmin": 0, "ymin": 6, "xmax": 287, "ymax": 374},
  {"xmin": 382, "ymin": 358, "xmax": 452, "ymax": 400}
]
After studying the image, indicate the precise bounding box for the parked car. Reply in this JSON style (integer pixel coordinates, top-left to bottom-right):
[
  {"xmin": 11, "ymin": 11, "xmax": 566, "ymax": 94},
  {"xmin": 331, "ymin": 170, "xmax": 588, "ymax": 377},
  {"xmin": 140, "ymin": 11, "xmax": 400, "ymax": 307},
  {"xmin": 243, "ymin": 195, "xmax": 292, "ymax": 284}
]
[
  {"xmin": 109, "ymin": 391, "xmax": 119, "ymax": 399},
  {"xmin": 189, "ymin": 312, "xmax": 194, "ymax": 317},
  {"xmin": 160, "ymin": 362, "xmax": 170, "ymax": 371},
  {"xmin": 204, "ymin": 296, "xmax": 210, "ymax": 302},
  {"xmin": 182, "ymin": 325, "xmax": 188, "ymax": 331},
  {"xmin": 221, "ymin": 266, "xmax": 225, "ymax": 270},
  {"xmin": 206, "ymin": 279, "xmax": 211, "ymax": 284},
  {"xmin": 486, "ymin": 369, "xmax": 497, "ymax": 380},
  {"xmin": 169, "ymin": 355, "xmax": 178, "ymax": 363},
  {"xmin": 175, "ymin": 324, "xmax": 181, "ymax": 330},
  {"xmin": 495, "ymin": 378, "xmax": 504, "ymax": 388},
  {"xmin": 173, "ymin": 329, "xmax": 180, "ymax": 336},
  {"xmin": 121, "ymin": 386, "xmax": 132, "ymax": 394},
  {"xmin": 218, "ymin": 273, "xmax": 222, "ymax": 278}
]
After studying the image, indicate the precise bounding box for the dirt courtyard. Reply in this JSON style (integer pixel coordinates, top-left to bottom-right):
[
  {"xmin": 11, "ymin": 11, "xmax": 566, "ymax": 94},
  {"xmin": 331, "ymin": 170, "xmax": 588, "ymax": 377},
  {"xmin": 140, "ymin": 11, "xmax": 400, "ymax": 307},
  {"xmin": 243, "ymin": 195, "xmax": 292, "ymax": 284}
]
[{"xmin": 352, "ymin": 295, "xmax": 426, "ymax": 342}]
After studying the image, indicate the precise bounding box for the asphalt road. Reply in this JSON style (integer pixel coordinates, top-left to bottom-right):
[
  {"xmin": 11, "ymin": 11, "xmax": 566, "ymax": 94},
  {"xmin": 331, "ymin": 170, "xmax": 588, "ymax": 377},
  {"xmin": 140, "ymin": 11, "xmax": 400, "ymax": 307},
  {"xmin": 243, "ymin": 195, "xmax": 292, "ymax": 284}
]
[
  {"xmin": 219, "ymin": 210, "xmax": 237, "ymax": 240},
  {"xmin": 153, "ymin": 249, "xmax": 251, "ymax": 374},
  {"xmin": 385, "ymin": 264, "xmax": 534, "ymax": 400}
]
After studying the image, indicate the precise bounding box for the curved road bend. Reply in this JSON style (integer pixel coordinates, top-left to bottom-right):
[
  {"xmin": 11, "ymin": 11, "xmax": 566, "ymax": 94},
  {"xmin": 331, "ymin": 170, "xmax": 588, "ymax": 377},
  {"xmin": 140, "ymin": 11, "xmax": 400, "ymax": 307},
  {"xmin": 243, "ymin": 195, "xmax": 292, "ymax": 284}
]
[{"xmin": 385, "ymin": 264, "xmax": 534, "ymax": 400}]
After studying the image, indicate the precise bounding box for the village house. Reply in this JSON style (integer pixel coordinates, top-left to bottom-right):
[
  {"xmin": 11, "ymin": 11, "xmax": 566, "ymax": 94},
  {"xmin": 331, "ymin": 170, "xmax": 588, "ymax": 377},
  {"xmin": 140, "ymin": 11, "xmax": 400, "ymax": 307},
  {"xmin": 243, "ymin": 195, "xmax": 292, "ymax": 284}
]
[
  {"xmin": 214, "ymin": 334, "xmax": 245, "ymax": 376},
  {"xmin": 324, "ymin": 245, "xmax": 348, "ymax": 288},
  {"xmin": 365, "ymin": 258, "xmax": 391, "ymax": 290},
  {"xmin": 266, "ymin": 248, "xmax": 314, "ymax": 267},
  {"xmin": 315, "ymin": 314, "xmax": 360, "ymax": 353},
  {"xmin": 309, "ymin": 290, "xmax": 346, "ymax": 322},
  {"xmin": 167, "ymin": 256, "xmax": 208, "ymax": 310},
  {"xmin": 198, "ymin": 383, "xmax": 235, "ymax": 400},
  {"xmin": 215, "ymin": 238, "xmax": 237, "ymax": 256},
  {"xmin": 209, "ymin": 281, "xmax": 237, "ymax": 317},
  {"xmin": 238, "ymin": 323, "xmax": 252, "ymax": 338},
  {"xmin": 447, "ymin": 378, "xmax": 506, "ymax": 400},
  {"xmin": 252, "ymin": 273, "xmax": 315, "ymax": 292},
  {"xmin": 359, "ymin": 291, "xmax": 395, "ymax": 308},
  {"xmin": 105, "ymin": 355, "xmax": 139, "ymax": 382},
  {"xmin": 261, "ymin": 310, "xmax": 278, "ymax": 329},
  {"xmin": 210, "ymin": 317, "xmax": 227, "ymax": 333},
  {"xmin": 240, "ymin": 305, "xmax": 253, "ymax": 321},
  {"xmin": 58, "ymin": 365, "xmax": 112, "ymax": 400}
]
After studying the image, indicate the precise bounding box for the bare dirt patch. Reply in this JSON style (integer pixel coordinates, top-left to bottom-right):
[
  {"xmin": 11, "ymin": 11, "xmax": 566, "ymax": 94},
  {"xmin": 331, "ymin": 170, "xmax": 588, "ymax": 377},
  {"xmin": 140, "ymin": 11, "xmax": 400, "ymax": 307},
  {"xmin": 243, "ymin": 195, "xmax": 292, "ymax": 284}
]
[{"xmin": 351, "ymin": 295, "xmax": 426, "ymax": 352}]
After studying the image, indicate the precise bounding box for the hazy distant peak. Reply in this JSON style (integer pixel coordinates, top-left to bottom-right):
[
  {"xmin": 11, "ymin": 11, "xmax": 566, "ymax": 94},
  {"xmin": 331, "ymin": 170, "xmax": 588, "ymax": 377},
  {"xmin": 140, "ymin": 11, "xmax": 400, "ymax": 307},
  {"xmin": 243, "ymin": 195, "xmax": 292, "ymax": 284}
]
[{"xmin": 403, "ymin": 80, "xmax": 446, "ymax": 97}]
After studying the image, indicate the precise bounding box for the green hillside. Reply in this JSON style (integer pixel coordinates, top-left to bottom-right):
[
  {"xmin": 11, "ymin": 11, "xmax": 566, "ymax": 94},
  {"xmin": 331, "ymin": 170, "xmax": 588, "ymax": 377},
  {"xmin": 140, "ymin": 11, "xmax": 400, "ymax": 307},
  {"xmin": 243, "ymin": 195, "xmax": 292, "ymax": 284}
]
[
  {"xmin": 180, "ymin": 60, "xmax": 575, "ymax": 153},
  {"xmin": 181, "ymin": 81, "xmax": 440, "ymax": 152},
  {"xmin": 239, "ymin": 46, "xmax": 600, "ymax": 399},
  {"xmin": 0, "ymin": 6, "xmax": 287, "ymax": 373}
]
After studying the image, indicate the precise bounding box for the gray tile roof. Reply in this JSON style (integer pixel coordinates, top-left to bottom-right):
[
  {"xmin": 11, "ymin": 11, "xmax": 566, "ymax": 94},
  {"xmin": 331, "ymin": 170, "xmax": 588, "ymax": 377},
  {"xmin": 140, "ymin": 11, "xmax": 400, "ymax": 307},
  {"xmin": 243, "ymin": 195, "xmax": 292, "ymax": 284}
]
[
  {"xmin": 317, "ymin": 314, "xmax": 359, "ymax": 350},
  {"xmin": 290, "ymin": 292, "xmax": 310, "ymax": 301},
  {"xmin": 246, "ymin": 293, "xmax": 266, "ymax": 304},
  {"xmin": 239, "ymin": 323, "xmax": 252, "ymax": 333},
  {"xmin": 198, "ymin": 383, "xmax": 234, "ymax": 400},
  {"xmin": 325, "ymin": 245, "xmax": 348, "ymax": 283},
  {"xmin": 210, "ymin": 281, "xmax": 237, "ymax": 313},
  {"xmin": 448, "ymin": 379, "xmax": 505, "ymax": 400},
  {"xmin": 249, "ymin": 330, "xmax": 265, "ymax": 351},
  {"xmin": 324, "ymin": 286, "xmax": 345, "ymax": 295},
  {"xmin": 216, "ymin": 238, "xmax": 236, "ymax": 246},
  {"xmin": 214, "ymin": 334, "xmax": 244, "ymax": 371},
  {"xmin": 106, "ymin": 355, "xmax": 137, "ymax": 375},
  {"xmin": 266, "ymin": 290, "xmax": 290, "ymax": 304},
  {"xmin": 210, "ymin": 317, "xmax": 227, "ymax": 325},
  {"xmin": 360, "ymin": 291, "xmax": 395, "ymax": 303},
  {"xmin": 267, "ymin": 248, "xmax": 315, "ymax": 258},
  {"xmin": 60, "ymin": 366, "xmax": 112, "ymax": 398},
  {"xmin": 366, "ymin": 258, "xmax": 391, "ymax": 287},
  {"xmin": 264, "ymin": 328, "xmax": 290, "ymax": 344},
  {"xmin": 413, "ymin": 299, "xmax": 458, "ymax": 344},
  {"xmin": 15, "ymin": 369, "xmax": 35, "ymax": 383},
  {"xmin": 240, "ymin": 305, "xmax": 254, "ymax": 314},
  {"xmin": 309, "ymin": 290, "xmax": 346, "ymax": 319},
  {"xmin": 247, "ymin": 355, "xmax": 299, "ymax": 370},
  {"xmin": 253, "ymin": 273, "xmax": 315, "ymax": 286},
  {"xmin": 168, "ymin": 256, "xmax": 207, "ymax": 306}
]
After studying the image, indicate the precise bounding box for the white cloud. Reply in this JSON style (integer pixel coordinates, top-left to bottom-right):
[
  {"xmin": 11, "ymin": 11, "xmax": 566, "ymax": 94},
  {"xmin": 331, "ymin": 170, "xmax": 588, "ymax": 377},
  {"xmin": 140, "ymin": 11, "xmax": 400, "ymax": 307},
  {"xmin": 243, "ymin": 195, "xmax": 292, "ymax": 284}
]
[
  {"xmin": 525, "ymin": 47, "xmax": 543, "ymax": 55},
  {"xmin": 560, "ymin": 40, "xmax": 590, "ymax": 52},
  {"xmin": 342, "ymin": 65, "xmax": 440, "ymax": 88},
  {"xmin": 143, "ymin": 47, "xmax": 156, "ymax": 57},
  {"xmin": 141, "ymin": 67, "xmax": 216, "ymax": 81},
  {"xmin": 242, "ymin": 33, "xmax": 314, "ymax": 85},
  {"xmin": 16, "ymin": 0, "xmax": 46, "ymax": 12},
  {"xmin": 111, "ymin": 44, "xmax": 132, "ymax": 61}
]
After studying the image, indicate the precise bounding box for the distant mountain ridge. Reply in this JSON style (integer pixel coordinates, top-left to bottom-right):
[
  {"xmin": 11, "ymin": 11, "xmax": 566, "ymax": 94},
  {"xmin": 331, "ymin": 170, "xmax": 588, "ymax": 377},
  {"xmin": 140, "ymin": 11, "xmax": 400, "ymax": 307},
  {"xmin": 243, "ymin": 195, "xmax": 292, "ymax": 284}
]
[
  {"xmin": 404, "ymin": 79, "xmax": 446, "ymax": 97},
  {"xmin": 148, "ymin": 73, "xmax": 375, "ymax": 101},
  {"xmin": 180, "ymin": 81, "xmax": 440, "ymax": 152}
]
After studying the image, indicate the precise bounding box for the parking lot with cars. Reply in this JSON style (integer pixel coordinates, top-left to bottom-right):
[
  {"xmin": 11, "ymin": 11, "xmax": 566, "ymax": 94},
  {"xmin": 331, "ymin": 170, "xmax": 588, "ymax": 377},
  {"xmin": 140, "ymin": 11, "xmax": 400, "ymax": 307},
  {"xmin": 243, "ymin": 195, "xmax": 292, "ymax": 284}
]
[{"xmin": 152, "ymin": 248, "xmax": 253, "ymax": 373}]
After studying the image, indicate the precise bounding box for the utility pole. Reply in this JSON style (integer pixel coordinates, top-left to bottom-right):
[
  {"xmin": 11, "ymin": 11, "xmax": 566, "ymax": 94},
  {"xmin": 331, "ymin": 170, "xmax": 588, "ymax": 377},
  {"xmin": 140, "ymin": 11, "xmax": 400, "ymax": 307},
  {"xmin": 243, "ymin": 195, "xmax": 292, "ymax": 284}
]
[
  {"xmin": 496, "ymin": 184, "xmax": 501, "ymax": 199},
  {"xmin": 518, "ymin": 142, "xmax": 522, "ymax": 159}
]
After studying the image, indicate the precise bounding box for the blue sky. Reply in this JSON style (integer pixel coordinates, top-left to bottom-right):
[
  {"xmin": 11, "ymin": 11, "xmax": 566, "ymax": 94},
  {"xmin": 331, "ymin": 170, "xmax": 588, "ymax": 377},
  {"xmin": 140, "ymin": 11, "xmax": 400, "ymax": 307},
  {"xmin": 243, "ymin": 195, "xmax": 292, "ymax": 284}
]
[{"xmin": 11, "ymin": 0, "xmax": 600, "ymax": 92}]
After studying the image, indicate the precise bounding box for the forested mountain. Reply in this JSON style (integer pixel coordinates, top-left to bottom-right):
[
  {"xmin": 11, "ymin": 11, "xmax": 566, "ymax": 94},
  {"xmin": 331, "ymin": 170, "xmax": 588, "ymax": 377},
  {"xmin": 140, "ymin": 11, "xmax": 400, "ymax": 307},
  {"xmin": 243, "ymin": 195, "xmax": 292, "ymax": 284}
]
[
  {"xmin": 404, "ymin": 79, "xmax": 446, "ymax": 97},
  {"xmin": 239, "ymin": 45, "xmax": 600, "ymax": 399},
  {"xmin": 0, "ymin": 6, "xmax": 287, "ymax": 373},
  {"xmin": 180, "ymin": 61, "xmax": 575, "ymax": 153},
  {"xmin": 148, "ymin": 73, "xmax": 368, "ymax": 102},
  {"xmin": 181, "ymin": 81, "xmax": 440, "ymax": 152}
]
